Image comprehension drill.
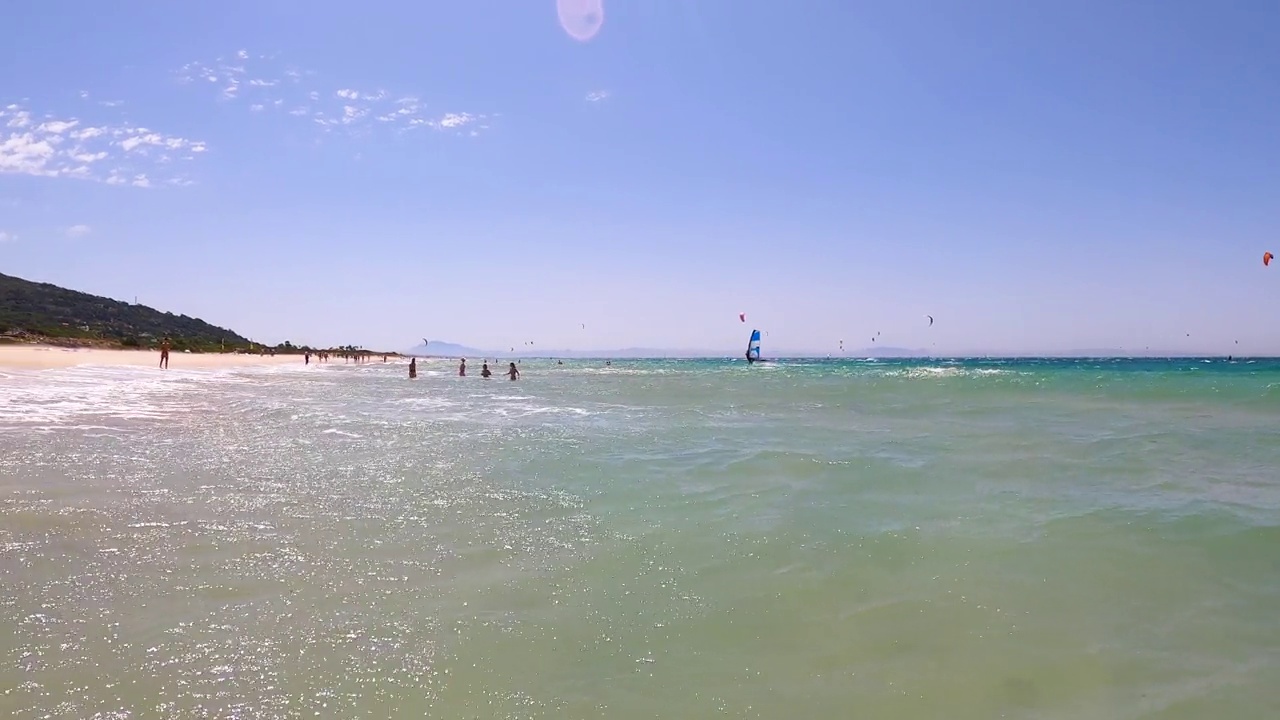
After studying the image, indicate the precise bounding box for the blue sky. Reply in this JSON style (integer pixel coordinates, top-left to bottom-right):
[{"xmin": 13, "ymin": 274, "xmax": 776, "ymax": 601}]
[{"xmin": 2, "ymin": 0, "xmax": 1278, "ymax": 355}]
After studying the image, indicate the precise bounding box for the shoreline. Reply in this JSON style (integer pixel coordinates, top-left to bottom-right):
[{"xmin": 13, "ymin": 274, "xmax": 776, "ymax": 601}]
[{"xmin": 0, "ymin": 345, "xmax": 304, "ymax": 371}]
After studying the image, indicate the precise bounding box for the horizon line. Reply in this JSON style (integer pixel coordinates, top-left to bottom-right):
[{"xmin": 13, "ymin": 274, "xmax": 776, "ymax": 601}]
[
  {"xmin": 407, "ymin": 350, "xmax": 1272, "ymax": 360},
  {"xmin": 408, "ymin": 341, "xmax": 1262, "ymax": 359}
]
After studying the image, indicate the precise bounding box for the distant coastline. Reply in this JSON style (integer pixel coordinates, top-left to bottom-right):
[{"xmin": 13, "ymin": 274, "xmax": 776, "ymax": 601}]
[
  {"xmin": 406, "ymin": 341, "xmax": 1263, "ymax": 361},
  {"xmin": 0, "ymin": 332, "xmax": 401, "ymax": 358},
  {"xmin": 4, "ymin": 264, "xmax": 1258, "ymax": 362},
  {"xmin": 0, "ymin": 272, "xmax": 400, "ymax": 357}
]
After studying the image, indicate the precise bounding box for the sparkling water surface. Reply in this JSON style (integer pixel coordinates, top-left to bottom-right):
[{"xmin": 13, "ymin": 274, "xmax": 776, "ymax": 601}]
[{"xmin": 2, "ymin": 357, "xmax": 1278, "ymax": 718}]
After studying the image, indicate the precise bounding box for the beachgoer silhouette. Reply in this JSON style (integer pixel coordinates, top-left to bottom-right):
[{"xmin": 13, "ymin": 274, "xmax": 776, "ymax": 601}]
[
  {"xmin": 409, "ymin": 358, "xmax": 417, "ymax": 379},
  {"xmin": 159, "ymin": 337, "xmax": 171, "ymax": 369},
  {"xmin": 507, "ymin": 362, "xmax": 520, "ymax": 380},
  {"xmin": 481, "ymin": 362, "xmax": 492, "ymax": 378},
  {"xmin": 458, "ymin": 358, "xmax": 467, "ymax": 377}
]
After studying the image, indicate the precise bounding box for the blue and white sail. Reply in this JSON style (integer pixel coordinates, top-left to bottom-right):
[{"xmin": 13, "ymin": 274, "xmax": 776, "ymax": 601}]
[{"xmin": 746, "ymin": 329, "xmax": 762, "ymax": 362}]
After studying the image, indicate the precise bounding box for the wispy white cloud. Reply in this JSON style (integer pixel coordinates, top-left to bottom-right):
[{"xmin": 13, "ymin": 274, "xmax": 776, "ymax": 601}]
[
  {"xmin": 176, "ymin": 51, "xmax": 492, "ymax": 139},
  {"xmin": 585, "ymin": 90, "xmax": 610, "ymax": 103},
  {"xmin": 66, "ymin": 224, "xmax": 91, "ymax": 237},
  {"xmin": 0, "ymin": 103, "xmax": 206, "ymax": 186},
  {"xmin": 76, "ymin": 90, "xmax": 125, "ymax": 108},
  {"xmin": 435, "ymin": 112, "xmax": 475, "ymax": 129},
  {"xmin": 0, "ymin": 231, "xmax": 14, "ymax": 243},
  {"xmin": 104, "ymin": 172, "xmax": 152, "ymax": 188}
]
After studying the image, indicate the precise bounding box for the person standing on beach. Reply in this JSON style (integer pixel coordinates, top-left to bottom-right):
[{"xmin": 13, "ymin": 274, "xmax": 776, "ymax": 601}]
[
  {"xmin": 409, "ymin": 358, "xmax": 417, "ymax": 379},
  {"xmin": 458, "ymin": 358, "xmax": 467, "ymax": 377},
  {"xmin": 507, "ymin": 362, "xmax": 520, "ymax": 381},
  {"xmin": 159, "ymin": 337, "xmax": 171, "ymax": 369}
]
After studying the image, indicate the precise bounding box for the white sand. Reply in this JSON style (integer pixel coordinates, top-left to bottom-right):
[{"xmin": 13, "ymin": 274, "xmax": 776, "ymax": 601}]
[{"xmin": 0, "ymin": 345, "xmax": 304, "ymax": 371}]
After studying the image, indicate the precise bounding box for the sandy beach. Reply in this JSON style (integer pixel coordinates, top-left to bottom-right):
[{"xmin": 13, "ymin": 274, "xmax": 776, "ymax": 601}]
[{"xmin": 0, "ymin": 344, "xmax": 304, "ymax": 371}]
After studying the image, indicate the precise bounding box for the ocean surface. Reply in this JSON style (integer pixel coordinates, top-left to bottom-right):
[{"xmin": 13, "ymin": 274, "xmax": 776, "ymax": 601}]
[{"xmin": 1, "ymin": 357, "xmax": 1278, "ymax": 719}]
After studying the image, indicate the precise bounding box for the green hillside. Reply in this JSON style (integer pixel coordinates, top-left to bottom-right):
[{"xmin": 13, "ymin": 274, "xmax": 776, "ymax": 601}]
[{"xmin": 0, "ymin": 272, "xmax": 254, "ymax": 351}]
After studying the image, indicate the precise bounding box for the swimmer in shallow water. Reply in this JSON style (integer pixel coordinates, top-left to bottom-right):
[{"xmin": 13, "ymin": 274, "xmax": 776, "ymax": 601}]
[
  {"xmin": 507, "ymin": 362, "xmax": 520, "ymax": 380},
  {"xmin": 481, "ymin": 362, "xmax": 492, "ymax": 379}
]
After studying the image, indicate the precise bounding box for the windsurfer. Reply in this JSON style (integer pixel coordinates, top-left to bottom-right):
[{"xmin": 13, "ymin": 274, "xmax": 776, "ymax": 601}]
[{"xmin": 745, "ymin": 329, "xmax": 763, "ymax": 364}]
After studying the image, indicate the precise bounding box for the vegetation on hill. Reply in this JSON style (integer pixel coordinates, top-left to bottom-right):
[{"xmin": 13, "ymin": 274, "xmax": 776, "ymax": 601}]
[{"xmin": 0, "ymin": 272, "xmax": 254, "ymax": 352}]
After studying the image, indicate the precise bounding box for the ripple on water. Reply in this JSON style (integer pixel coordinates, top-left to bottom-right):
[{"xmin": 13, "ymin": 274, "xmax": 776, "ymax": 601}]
[{"xmin": 2, "ymin": 359, "xmax": 1279, "ymax": 717}]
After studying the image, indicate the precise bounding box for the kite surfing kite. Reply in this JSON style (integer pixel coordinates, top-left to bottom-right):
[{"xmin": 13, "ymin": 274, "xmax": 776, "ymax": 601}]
[
  {"xmin": 1265, "ymin": 251, "xmax": 1273, "ymax": 267},
  {"xmin": 926, "ymin": 315, "xmax": 934, "ymax": 327},
  {"xmin": 739, "ymin": 312, "xmax": 746, "ymax": 323}
]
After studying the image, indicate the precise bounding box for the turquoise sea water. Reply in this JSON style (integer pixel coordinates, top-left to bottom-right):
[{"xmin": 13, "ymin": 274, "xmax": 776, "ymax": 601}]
[{"xmin": 2, "ymin": 357, "xmax": 1278, "ymax": 718}]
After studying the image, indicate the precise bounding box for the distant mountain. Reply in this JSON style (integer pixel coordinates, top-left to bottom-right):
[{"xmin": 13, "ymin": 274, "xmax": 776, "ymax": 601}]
[
  {"xmin": 406, "ymin": 341, "xmax": 724, "ymax": 359},
  {"xmin": 405, "ymin": 341, "xmax": 489, "ymax": 358},
  {"xmin": 837, "ymin": 346, "xmax": 928, "ymax": 358},
  {"xmin": 0, "ymin": 271, "xmax": 253, "ymax": 350}
]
